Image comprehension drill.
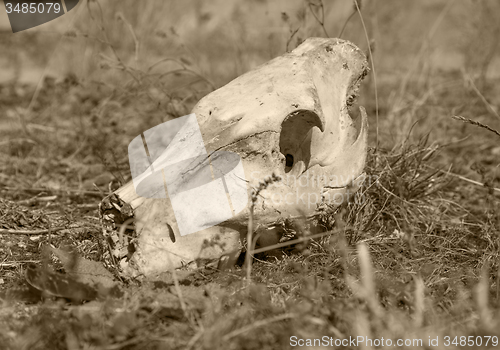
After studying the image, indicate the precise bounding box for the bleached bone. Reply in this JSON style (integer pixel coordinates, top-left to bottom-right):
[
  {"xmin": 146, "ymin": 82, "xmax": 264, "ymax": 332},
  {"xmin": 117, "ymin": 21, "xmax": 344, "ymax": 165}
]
[{"xmin": 99, "ymin": 38, "xmax": 369, "ymax": 278}]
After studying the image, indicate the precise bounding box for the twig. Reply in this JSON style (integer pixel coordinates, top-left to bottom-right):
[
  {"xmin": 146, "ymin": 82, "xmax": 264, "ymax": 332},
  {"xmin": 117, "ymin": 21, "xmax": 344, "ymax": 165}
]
[
  {"xmin": 155, "ymin": 68, "xmax": 216, "ymax": 91},
  {"xmin": 116, "ymin": 12, "xmax": 140, "ymax": 64},
  {"xmin": 307, "ymin": 1, "xmax": 329, "ymax": 37},
  {"xmin": 0, "ymin": 260, "xmax": 39, "ymax": 268},
  {"xmin": 0, "ymin": 227, "xmax": 66, "ymax": 235},
  {"xmin": 147, "ymin": 57, "xmax": 216, "ymax": 91},
  {"xmin": 463, "ymin": 72, "xmax": 500, "ymax": 120},
  {"xmin": 245, "ymin": 202, "xmax": 254, "ymax": 285},
  {"xmin": 452, "ymin": 115, "xmax": 500, "ymax": 138},
  {"xmin": 147, "ymin": 57, "xmax": 183, "ymax": 72},
  {"xmin": 425, "ymin": 164, "xmax": 500, "ymax": 194},
  {"xmin": 285, "ymin": 27, "xmax": 300, "ymax": 52},
  {"xmin": 353, "ymin": 0, "xmax": 379, "ymax": 150},
  {"xmin": 338, "ymin": 9, "xmax": 356, "ymax": 38},
  {"xmin": 16, "ymin": 194, "xmax": 57, "ymax": 205}
]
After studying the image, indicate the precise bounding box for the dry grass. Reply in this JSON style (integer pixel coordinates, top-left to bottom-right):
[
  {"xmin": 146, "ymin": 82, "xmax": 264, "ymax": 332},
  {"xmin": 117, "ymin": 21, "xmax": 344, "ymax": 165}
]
[{"xmin": 1, "ymin": 0, "xmax": 500, "ymax": 349}]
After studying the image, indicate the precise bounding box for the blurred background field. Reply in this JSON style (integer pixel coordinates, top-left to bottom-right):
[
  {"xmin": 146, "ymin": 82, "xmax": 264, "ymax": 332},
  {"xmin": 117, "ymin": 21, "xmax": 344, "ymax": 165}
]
[
  {"xmin": 1, "ymin": 0, "xmax": 500, "ymax": 162},
  {"xmin": 0, "ymin": 1, "xmax": 499, "ymax": 349}
]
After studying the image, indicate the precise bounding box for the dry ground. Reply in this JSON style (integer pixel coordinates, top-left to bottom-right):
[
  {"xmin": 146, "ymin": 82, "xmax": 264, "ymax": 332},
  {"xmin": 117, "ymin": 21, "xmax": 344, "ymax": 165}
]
[{"xmin": 0, "ymin": 0, "xmax": 499, "ymax": 349}]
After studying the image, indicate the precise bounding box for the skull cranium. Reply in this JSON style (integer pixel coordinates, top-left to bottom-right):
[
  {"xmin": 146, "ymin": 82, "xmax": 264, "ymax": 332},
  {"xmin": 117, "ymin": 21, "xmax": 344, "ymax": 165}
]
[{"xmin": 99, "ymin": 37, "xmax": 369, "ymax": 277}]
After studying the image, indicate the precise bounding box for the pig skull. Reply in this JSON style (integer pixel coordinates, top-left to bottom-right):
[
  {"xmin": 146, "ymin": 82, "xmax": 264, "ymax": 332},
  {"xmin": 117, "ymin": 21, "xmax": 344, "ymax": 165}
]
[{"xmin": 99, "ymin": 37, "xmax": 369, "ymax": 278}]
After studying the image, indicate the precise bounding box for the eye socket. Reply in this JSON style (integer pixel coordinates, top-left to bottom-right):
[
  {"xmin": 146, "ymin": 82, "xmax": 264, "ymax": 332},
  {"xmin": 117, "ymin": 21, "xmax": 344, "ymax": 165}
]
[{"xmin": 285, "ymin": 154, "xmax": 294, "ymax": 168}]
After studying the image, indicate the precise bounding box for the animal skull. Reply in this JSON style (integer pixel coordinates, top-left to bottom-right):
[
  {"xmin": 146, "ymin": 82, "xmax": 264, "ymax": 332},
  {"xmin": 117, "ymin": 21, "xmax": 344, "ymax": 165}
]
[{"xmin": 99, "ymin": 38, "xmax": 369, "ymax": 278}]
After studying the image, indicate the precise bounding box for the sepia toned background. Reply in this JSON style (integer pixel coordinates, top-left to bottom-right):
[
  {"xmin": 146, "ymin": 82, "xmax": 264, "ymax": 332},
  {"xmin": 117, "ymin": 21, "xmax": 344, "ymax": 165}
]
[{"xmin": 0, "ymin": 1, "xmax": 499, "ymax": 349}]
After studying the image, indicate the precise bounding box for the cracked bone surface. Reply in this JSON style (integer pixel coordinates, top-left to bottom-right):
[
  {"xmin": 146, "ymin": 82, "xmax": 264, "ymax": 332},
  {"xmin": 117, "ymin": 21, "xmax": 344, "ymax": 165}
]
[{"xmin": 99, "ymin": 38, "xmax": 369, "ymax": 277}]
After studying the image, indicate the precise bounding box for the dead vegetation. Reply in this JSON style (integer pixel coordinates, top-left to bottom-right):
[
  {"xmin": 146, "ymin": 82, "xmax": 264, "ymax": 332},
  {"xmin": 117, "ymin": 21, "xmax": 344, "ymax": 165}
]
[{"xmin": 0, "ymin": 0, "xmax": 499, "ymax": 349}]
